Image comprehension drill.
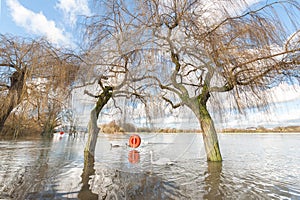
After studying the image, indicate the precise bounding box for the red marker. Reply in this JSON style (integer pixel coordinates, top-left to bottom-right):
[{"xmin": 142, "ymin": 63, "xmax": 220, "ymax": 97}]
[{"xmin": 128, "ymin": 134, "xmax": 141, "ymax": 148}]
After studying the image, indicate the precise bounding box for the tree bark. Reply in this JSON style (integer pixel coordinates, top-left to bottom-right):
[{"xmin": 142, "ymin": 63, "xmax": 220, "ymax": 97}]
[
  {"xmin": 185, "ymin": 97, "xmax": 222, "ymax": 162},
  {"xmin": 198, "ymin": 103, "xmax": 222, "ymax": 162},
  {"xmin": 0, "ymin": 93, "xmax": 16, "ymax": 131},
  {"xmin": 0, "ymin": 71, "xmax": 26, "ymax": 133},
  {"xmin": 84, "ymin": 108, "xmax": 100, "ymax": 155},
  {"xmin": 84, "ymin": 86, "xmax": 112, "ymax": 155}
]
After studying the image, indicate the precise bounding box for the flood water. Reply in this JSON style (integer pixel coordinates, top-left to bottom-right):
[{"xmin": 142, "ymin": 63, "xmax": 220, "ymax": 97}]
[{"xmin": 0, "ymin": 133, "xmax": 300, "ymax": 199}]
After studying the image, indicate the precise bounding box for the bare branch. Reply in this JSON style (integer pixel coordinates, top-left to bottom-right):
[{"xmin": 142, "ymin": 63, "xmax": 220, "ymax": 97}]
[
  {"xmin": 162, "ymin": 96, "xmax": 182, "ymax": 109},
  {"xmin": 84, "ymin": 90, "xmax": 100, "ymax": 98}
]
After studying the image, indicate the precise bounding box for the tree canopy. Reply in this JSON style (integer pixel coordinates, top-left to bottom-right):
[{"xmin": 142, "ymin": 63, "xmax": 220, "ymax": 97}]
[
  {"xmin": 81, "ymin": 0, "xmax": 300, "ymax": 160},
  {"xmin": 0, "ymin": 34, "xmax": 80, "ymax": 136}
]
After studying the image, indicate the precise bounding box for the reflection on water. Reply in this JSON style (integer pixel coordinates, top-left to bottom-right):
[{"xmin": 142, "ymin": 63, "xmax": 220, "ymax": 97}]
[
  {"xmin": 78, "ymin": 151, "xmax": 98, "ymax": 200},
  {"xmin": 0, "ymin": 133, "xmax": 300, "ymax": 199},
  {"xmin": 203, "ymin": 162, "xmax": 223, "ymax": 199},
  {"xmin": 128, "ymin": 150, "xmax": 140, "ymax": 164}
]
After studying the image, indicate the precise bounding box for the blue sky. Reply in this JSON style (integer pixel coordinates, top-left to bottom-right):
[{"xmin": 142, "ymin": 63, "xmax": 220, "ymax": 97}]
[{"xmin": 0, "ymin": 0, "xmax": 91, "ymax": 47}]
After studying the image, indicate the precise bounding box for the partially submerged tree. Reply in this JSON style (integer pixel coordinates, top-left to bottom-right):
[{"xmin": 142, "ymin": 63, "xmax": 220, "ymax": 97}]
[
  {"xmin": 140, "ymin": 0, "xmax": 300, "ymax": 161},
  {"xmin": 0, "ymin": 35, "xmax": 79, "ymax": 136},
  {"xmin": 81, "ymin": 0, "xmax": 155, "ymax": 155},
  {"xmin": 81, "ymin": 0, "xmax": 299, "ymax": 161}
]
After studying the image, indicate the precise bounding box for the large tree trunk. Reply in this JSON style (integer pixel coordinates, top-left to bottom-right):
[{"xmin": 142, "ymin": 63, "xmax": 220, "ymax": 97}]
[
  {"xmin": 186, "ymin": 97, "xmax": 222, "ymax": 162},
  {"xmin": 0, "ymin": 93, "xmax": 16, "ymax": 130},
  {"xmin": 84, "ymin": 86, "xmax": 112, "ymax": 155},
  {"xmin": 198, "ymin": 103, "xmax": 222, "ymax": 162},
  {"xmin": 0, "ymin": 71, "xmax": 26, "ymax": 133},
  {"xmin": 84, "ymin": 108, "xmax": 100, "ymax": 155}
]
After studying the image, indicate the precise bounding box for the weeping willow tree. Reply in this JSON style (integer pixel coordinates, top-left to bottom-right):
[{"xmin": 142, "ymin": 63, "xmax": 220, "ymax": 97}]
[
  {"xmin": 83, "ymin": 0, "xmax": 299, "ymax": 161},
  {"xmin": 81, "ymin": 0, "xmax": 156, "ymax": 155},
  {"xmin": 139, "ymin": 0, "xmax": 300, "ymax": 161},
  {"xmin": 0, "ymin": 35, "xmax": 79, "ymax": 136}
]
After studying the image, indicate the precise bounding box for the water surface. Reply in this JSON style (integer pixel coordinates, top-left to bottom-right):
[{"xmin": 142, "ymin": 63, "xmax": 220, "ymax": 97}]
[{"xmin": 0, "ymin": 133, "xmax": 299, "ymax": 199}]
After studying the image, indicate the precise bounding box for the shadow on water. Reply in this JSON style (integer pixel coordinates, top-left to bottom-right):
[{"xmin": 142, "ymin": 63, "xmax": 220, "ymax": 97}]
[
  {"xmin": 203, "ymin": 161, "xmax": 223, "ymax": 200},
  {"xmin": 78, "ymin": 152, "xmax": 98, "ymax": 200}
]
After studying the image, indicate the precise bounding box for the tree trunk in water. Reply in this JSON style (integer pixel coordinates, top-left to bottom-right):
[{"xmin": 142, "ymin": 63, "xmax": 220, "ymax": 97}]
[
  {"xmin": 84, "ymin": 108, "xmax": 100, "ymax": 155},
  {"xmin": 84, "ymin": 86, "xmax": 112, "ymax": 156},
  {"xmin": 198, "ymin": 103, "xmax": 222, "ymax": 162},
  {"xmin": 185, "ymin": 94, "xmax": 222, "ymax": 162}
]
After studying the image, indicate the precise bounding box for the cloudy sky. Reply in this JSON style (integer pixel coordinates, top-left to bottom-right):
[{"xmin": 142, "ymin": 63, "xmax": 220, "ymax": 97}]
[
  {"xmin": 0, "ymin": 0, "xmax": 261, "ymax": 46},
  {"xmin": 0, "ymin": 0, "xmax": 91, "ymax": 46},
  {"xmin": 1, "ymin": 0, "xmax": 299, "ymax": 129}
]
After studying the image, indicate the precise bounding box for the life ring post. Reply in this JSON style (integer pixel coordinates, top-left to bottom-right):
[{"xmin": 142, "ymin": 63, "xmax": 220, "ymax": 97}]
[{"xmin": 128, "ymin": 134, "xmax": 141, "ymax": 148}]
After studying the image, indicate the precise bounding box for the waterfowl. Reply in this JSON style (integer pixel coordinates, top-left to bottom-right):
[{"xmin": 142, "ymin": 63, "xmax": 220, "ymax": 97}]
[
  {"xmin": 149, "ymin": 150, "xmax": 173, "ymax": 165},
  {"xmin": 110, "ymin": 143, "xmax": 121, "ymax": 148}
]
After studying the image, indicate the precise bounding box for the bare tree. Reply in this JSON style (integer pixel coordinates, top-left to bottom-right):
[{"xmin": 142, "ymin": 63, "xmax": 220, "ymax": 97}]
[
  {"xmin": 140, "ymin": 0, "xmax": 300, "ymax": 161},
  {"xmin": 81, "ymin": 0, "xmax": 155, "ymax": 155},
  {"xmin": 81, "ymin": 0, "xmax": 299, "ymax": 161},
  {"xmin": 0, "ymin": 35, "xmax": 79, "ymax": 136}
]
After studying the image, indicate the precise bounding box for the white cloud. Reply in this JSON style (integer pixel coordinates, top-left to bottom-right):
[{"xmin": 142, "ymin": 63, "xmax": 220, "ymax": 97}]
[
  {"xmin": 268, "ymin": 83, "xmax": 300, "ymax": 103},
  {"xmin": 56, "ymin": 0, "xmax": 91, "ymax": 26},
  {"xmin": 220, "ymin": 97, "xmax": 300, "ymax": 129},
  {"xmin": 185, "ymin": 0, "xmax": 261, "ymax": 26},
  {"xmin": 7, "ymin": 0, "xmax": 72, "ymax": 46}
]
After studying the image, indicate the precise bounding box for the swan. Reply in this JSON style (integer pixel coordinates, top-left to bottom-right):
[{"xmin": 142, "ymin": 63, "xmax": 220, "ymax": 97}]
[
  {"xmin": 149, "ymin": 150, "xmax": 174, "ymax": 165},
  {"xmin": 110, "ymin": 143, "xmax": 121, "ymax": 148},
  {"xmin": 110, "ymin": 142, "xmax": 125, "ymax": 148}
]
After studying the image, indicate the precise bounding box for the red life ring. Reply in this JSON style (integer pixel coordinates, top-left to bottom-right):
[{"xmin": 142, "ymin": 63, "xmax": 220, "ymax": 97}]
[
  {"xmin": 128, "ymin": 150, "xmax": 140, "ymax": 164},
  {"xmin": 128, "ymin": 134, "xmax": 141, "ymax": 148}
]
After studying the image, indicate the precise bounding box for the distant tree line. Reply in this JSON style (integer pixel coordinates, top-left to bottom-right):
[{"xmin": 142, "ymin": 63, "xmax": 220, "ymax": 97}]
[{"xmin": 222, "ymin": 125, "xmax": 300, "ymax": 133}]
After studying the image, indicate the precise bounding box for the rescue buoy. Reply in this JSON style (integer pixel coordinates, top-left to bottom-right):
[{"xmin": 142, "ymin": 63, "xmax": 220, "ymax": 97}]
[
  {"xmin": 128, "ymin": 134, "xmax": 141, "ymax": 148},
  {"xmin": 128, "ymin": 150, "xmax": 140, "ymax": 164}
]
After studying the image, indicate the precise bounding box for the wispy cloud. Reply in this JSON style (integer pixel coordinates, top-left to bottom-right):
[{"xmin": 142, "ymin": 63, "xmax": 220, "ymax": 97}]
[
  {"xmin": 268, "ymin": 83, "xmax": 300, "ymax": 103},
  {"xmin": 56, "ymin": 0, "xmax": 91, "ymax": 27},
  {"xmin": 6, "ymin": 0, "xmax": 72, "ymax": 46}
]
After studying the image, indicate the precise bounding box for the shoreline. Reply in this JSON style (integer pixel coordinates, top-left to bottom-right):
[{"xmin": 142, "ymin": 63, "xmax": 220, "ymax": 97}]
[
  {"xmin": 100, "ymin": 123, "xmax": 300, "ymax": 134},
  {"xmin": 105, "ymin": 131, "xmax": 300, "ymax": 135},
  {"xmin": 219, "ymin": 132, "xmax": 300, "ymax": 135},
  {"xmin": 2, "ymin": 125, "xmax": 300, "ymax": 139}
]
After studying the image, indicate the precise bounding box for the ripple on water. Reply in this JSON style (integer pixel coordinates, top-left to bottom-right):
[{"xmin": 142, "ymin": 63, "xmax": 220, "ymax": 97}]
[{"xmin": 1, "ymin": 133, "xmax": 300, "ymax": 199}]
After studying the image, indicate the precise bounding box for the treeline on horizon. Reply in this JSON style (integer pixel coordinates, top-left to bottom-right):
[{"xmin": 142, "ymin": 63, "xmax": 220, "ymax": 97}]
[
  {"xmin": 100, "ymin": 121, "xmax": 300, "ymax": 134},
  {"xmin": 221, "ymin": 125, "xmax": 300, "ymax": 133}
]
